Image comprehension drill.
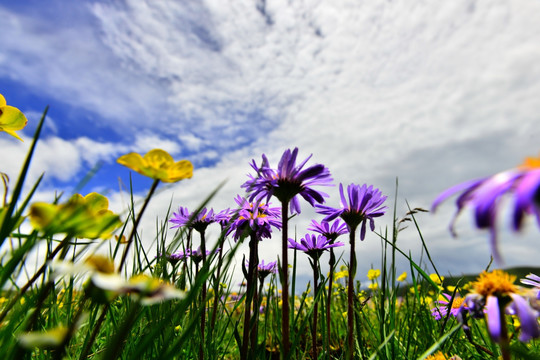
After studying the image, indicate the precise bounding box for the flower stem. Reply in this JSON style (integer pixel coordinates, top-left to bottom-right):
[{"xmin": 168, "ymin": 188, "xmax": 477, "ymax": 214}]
[
  {"xmin": 118, "ymin": 178, "xmax": 160, "ymax": 273},
  {"xmin": 280, "ymin": 200, "xmax": 290, "ymax": 359},
  {"xmin": 326, "ymin": 247, "xmax": 336, "ymax": 355},
  {"xmin": 347, "ymin": 229, "xmax": 357, "ymax": 360},
  {"xmin": 312, "ymin": 259, "xmax": 319, "ymax": 360}
]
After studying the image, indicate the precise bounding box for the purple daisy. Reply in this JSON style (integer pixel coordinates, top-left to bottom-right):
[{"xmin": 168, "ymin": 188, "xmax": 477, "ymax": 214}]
[
  {"xmin": 242, "ymin": 147, "xmax": 333, "ymax": 214},
  {"xmin": 288, "ymin": 233, "xmax": 344, "ymax": 260},
  {"xmin": 308, "ymin": 219, "xmax": 349, "ymax": 242},
  {"xmin": 430, "ymin": 293, "xmax": 467, "ymax": 320},
  {"xmin": 257, "ymin": 260, "xmax": 277, "ymax": 280},
  {"xmin": 169, "ymin": 206, "xmax": 215, "ymax": 233},
  {"xmin": 463, "ymin": 270, "xmax": 540, "ymax": 344},
  {"xmin": 228, "ymin": 195, "xmax": 281, "ymax": 241},
  {"xmin": 316, "ymin": 183, "xmax": 387, "ymax": 240},
  {"xmin": 432, "ymin": 156, "xmax": 540, "ymax": 263}
]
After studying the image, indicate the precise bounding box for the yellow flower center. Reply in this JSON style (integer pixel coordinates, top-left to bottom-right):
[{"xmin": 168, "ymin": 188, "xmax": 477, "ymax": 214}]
[
  {"xmin": 425, "ymin": 351, "xmax": 450, "ymax": 360},
  {"xmin": 472, "ymin": 270, "xmax": 517, "ymax": 297},
  {"xmin": 520, "ymin": 156, "xmax": 540, "ymax": 169},
  {"xmin": 451, "ymin": 297, "xmax": 465, "ymax": 309}
]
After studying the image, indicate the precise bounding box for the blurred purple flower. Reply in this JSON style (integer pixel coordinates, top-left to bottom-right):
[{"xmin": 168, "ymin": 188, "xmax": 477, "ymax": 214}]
[
  {"xmin": 432, "ymin": 156, "xmax": 540, "ymax": 263},
  {"xmin": 242, "ymin": 147, "xmax": 333, "ymax": 214},
  {"xmin": 228, "ymin": 195, "xmax": 281, "ymax": 241},
  {"xmin": 463, "ymin": 270, "xmax": 540, "ymax": 343},
  {"xmin": 169, "ymin": 207, "xmax": 215, "ymax": 233},
  {"xmin": 257, "ymin": 260, "xmax": 277, "ymax": 280},
  {"xmin": 431, "ymin": 293, "xmax": 467, "ymax": 320},
  {"xmin": 288, "ymin": 233, "xmax": 344, "ymax": 260},
  {"xmin": 316, "ymin": 183, "xmax": 387, "ymax": 240}
]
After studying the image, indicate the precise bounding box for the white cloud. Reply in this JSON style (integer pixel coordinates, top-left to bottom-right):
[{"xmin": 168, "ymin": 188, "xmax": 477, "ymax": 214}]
[{"xmin": 2, "ymin": 0, "xmax": 540, "ymax": 284}]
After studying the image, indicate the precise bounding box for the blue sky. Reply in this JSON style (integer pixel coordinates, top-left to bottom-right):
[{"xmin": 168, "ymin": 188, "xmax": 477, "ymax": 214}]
[{"xmin": 2, "ymin": 0, "xmax": 540, "ymax": 284}]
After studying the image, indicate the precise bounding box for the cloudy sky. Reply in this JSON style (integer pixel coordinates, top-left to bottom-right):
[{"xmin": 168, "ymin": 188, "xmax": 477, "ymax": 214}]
[{"xmin": 2, "ymin": 0, "xmax": 540, "ymax": 287}]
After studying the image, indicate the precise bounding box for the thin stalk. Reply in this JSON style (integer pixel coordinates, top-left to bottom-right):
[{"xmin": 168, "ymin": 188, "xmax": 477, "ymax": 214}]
[
  {"xmin": 326, "ymin": 247, "xmax": 336, "ymax": 356},
  {"xmin": 280, "ymin": 200, "xmax": 290, "ymax": 359},
  {"xmin": 199, "ymin": 230, "xmax": 207, "ymax": 360},
  {"xmin": 347, "ymin": 229, "xmax": 357, "ymax": 360},
  {"xmin": 311, "ymin": 259, "xmax": 319, "ymax": 360},
  {"xmin": 118, "ymin": 178, "xmax": 160, "ymax": 273},
  {"xmin": 0, "ymin": 235, "xmax": 70, "ymax": 324},
  {"xmin": 241, "ymin": 232, "xmax": 259, "ymax": 360}
]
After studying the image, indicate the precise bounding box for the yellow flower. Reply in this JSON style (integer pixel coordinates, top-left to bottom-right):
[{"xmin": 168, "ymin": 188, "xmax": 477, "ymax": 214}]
[
  {"xmin": 368, "ymin": 283, "xmax": 378, "ymax": 291},
  {"xmin": 334, "ymin": 270, "xmax": 349, "ymax": 281},
  {"xmin": 367, "ymin": 269, "xmax": 381, "ymax": 280},
  {"xmin": 429, "ymin": 273, "xmax": 444, "ymax": 285},
  {"xmin": 29, "ymin": 193, "xmax": 121, "ymax": 239},
  {"xmin": 117, "ymin": 149, "xmax": 193, "ymax": 183},
  {"xmin": 0, "ymin": 93, "xmax": 28, "ymax": 142},
  {"xmin": 397, "ymin": 271, "xmax": 407, "ymax": 282}
]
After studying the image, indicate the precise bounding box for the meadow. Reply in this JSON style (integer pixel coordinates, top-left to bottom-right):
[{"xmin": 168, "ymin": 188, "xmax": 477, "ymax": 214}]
[{"xmin": 1, "ymin": 99, "xmax": 540, "ymax": 359}]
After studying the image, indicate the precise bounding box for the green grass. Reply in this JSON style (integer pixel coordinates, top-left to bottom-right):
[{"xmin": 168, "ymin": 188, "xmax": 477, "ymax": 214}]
[{"xmin": 1, "ymin": 107, "xmax": 540, "ymax": 360}]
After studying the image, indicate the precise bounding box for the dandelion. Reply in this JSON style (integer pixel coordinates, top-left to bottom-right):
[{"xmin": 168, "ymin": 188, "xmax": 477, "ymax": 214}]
[
  {"xmin": 0, "ymin": 93, "xmax": 28, "ymax": 142},
  {"xmin": 425, "ymin": 351, "xmax": 462, "ymax": 360},
  {"xmin": 316, "ymin": 183, "xmax": 387, "ymax": 360},
  {"xmin": 432, "ymin": 154, "xmax": 540, "ymax": 263},
  {"xmin": 242, "ymin": 147, "xmax": 332, "ymax": 357},
  {"xmin": 462, "ymin": 270, "xmax": 539, "ymax": 360},
  {"xmin": 397, "ymin": 271, "xmax": 407, "ymax": 282}
]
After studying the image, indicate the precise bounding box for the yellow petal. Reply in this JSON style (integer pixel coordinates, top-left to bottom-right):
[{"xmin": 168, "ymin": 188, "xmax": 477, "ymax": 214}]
[
  {"xmin": 117, "ymin": 152, "xmax": 146, "ymax": 172},
  {"xmin": 0, "ymin": 94, "xmax": 5, "ymax": 107},
  {"xmin": 164, "ymin": 160, "xmax": 193, "ymax": 182},
  {"xmin": 84, "ymin": 192, "xmax": 110, "ymax": 214},
  {"xmin": 29, "ymin": 202, "xmax": 59, "ymax": 230},
  {"xmin": 0, "ymin": 105, "xmax": 28, "ymax": 141},
  {"xmin": 144, "ymin": 149, "xmax": 174, "ymax": 169}
]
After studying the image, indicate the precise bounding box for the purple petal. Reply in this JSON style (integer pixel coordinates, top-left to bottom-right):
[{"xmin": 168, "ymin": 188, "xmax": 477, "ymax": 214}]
[
  {"xmin": 486, "ymin": 296, "xmax": 502, "ymax": 343},
  {"xmin": 509, "ymin": 293, "xmax": 540, "ymax": 342}
]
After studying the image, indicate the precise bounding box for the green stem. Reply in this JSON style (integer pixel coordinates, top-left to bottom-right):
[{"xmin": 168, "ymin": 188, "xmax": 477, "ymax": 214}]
[
  {"xmin": 347, "ymin": 229, "xmax": 357, "ymax": 360},
  {"xmin": 280, "ymin": 200, "xmax": 290, "ymax": 359},
  {"xmin": 118, "ymin": 178, "xmax": 160, "ymax": 273}
]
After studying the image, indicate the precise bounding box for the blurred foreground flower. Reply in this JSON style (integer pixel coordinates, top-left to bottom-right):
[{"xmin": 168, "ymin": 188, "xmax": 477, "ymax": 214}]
[
  {"xmin": 432, "ymin": 155, "xmax": 540, "ymax": 262},
  {"xmin": 117, "ymin": 149, "xmax": 193, "ymax": 183},
  {"xmin": 431, "ymin": 293, "xmax": 467, "ymax": 320},
  {"xmin": 52, "ymin": 255, "xmax": 184, "ymax": 305},
  {"xmin": 29, "ymin": 193, "xmax": 122, "ymax": 239},
  {"xmin": 0, "ymin": 93, "xmax": 28, "ymax": 141},
  {"xmin": 463, "ymin": 270, "xmax": 539, "ymax": 343}
]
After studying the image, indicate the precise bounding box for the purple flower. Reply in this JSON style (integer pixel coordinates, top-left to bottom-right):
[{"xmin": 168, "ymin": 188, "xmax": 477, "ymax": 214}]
[
  {"xmin": 169, "ymin": 207, "xmax": 215, "ymax": 233},
  {"xmin": 288, "ymin": 234, "xmax": 344, "ymax": 260},
  {"xmin": 432, "ymin": 156, "xmax": 540, "ymax": 263},
  {"xmin": 257, "ymin": 260, "xmax": 277, "ymax": 280},
  {"xmin": 316, "ymin": 183, "xmax": 387, "ymax": 240},
  {"xmin": 521, "ymin": 273, "xmax": 540, "ymax": 301},
  {"xmin": 308, "ymin": 219, "xmax": 348, "ymax": 242},
  {"xmin": 242, "ymin": 147, "xmax": 333, "ymax": 214},
  {"xmin": 463, "ymin": 270, "xmax": 540, "ymax": 343},
  {"xmin": 430, "ymin": 293, "xmax": 467, "ymax": 320},
  {"xmin": 175, "ymin": 247, "xmax": 219, "ymax": 265},
  {"xmin": 228, "ymin": 195, "xmax": 281, "ymax": 241},
  {"xmin": 214, "ymin": 208, "xmax": 233, "ymax": 231}
]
